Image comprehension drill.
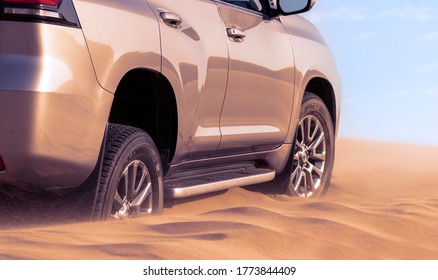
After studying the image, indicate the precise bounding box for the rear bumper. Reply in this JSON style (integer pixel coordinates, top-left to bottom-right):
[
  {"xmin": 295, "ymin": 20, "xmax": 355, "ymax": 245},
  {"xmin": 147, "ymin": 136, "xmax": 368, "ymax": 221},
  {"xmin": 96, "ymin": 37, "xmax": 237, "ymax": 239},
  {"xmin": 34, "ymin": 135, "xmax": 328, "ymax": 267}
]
[{"xmin": 0, "ymin": 21, "xmax": 113, "ymax": 191}]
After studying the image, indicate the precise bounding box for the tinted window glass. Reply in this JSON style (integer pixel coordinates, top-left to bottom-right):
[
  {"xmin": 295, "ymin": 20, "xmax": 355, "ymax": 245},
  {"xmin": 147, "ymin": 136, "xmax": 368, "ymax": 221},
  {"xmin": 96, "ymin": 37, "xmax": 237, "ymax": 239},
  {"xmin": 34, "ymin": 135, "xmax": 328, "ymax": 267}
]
[{"xmin": 221, "ymin": 0, "xmax": 263, "ymax": 13}]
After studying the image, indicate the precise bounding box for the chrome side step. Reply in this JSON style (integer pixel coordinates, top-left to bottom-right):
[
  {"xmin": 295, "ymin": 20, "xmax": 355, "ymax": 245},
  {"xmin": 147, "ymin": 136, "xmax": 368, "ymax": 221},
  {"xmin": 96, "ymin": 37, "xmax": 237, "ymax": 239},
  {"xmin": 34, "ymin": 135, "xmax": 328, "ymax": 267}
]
[{"xmin": 164, "ymin": 166, "xmax": 275, "ymax": 199}]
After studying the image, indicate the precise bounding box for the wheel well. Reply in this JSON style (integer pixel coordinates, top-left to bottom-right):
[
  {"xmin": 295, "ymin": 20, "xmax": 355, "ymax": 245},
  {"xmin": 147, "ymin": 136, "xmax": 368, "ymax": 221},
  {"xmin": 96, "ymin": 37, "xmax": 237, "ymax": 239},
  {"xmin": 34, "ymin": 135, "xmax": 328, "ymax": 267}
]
[
  {"xmin": 108, "ymin": 69, "xmax": 177, "ymax": 165},
  {"xmin": 305, "ymin": 78, "xmax": 337, "ymax": 133}
]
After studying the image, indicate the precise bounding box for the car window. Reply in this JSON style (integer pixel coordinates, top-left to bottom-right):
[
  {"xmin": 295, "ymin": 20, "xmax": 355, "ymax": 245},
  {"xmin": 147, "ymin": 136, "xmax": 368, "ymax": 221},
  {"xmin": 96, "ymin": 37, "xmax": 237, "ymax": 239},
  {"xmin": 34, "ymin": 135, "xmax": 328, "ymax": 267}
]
[{"xmin": 220, "ymin": 0, "xmax": 263, "ymax": 13}]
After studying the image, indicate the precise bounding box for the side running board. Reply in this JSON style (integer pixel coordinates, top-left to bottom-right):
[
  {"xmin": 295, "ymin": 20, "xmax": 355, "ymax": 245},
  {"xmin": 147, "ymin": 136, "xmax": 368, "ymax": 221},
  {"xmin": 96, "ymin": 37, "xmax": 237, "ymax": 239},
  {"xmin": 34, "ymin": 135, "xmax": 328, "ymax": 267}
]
[{"xmin": 164, "ymin": 165, "xmax": 275, "ymax": 199}]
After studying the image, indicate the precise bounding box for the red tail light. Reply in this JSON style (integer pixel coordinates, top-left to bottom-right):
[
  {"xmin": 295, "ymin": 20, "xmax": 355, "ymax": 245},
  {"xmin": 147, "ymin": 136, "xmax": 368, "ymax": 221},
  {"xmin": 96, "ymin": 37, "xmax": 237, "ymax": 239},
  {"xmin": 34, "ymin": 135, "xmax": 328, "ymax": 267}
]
[
  {"xmin": 3, "ymin": 0, "xmax": 60, "ymax": 6},
  {"xmin": 1, "ymin": 0, "xmax": 79, "ymax": 27}
]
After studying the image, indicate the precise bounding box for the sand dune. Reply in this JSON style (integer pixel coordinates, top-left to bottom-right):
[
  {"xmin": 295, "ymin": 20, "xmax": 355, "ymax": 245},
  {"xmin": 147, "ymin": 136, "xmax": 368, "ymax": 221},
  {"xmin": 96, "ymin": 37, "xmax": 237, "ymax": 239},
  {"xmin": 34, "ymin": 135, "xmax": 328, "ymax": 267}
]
[{"xmin": 0, "ymin": 139, "xmax": 437, "ymax": 259}]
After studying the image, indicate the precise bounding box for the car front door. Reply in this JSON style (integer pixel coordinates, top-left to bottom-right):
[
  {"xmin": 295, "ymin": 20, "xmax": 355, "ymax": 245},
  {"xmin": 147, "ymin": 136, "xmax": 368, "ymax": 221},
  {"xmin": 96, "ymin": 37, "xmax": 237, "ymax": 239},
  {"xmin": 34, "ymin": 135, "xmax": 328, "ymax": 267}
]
[{"xmin": 215, "ymin": 0, "xmax": 296, "ymax": 155}]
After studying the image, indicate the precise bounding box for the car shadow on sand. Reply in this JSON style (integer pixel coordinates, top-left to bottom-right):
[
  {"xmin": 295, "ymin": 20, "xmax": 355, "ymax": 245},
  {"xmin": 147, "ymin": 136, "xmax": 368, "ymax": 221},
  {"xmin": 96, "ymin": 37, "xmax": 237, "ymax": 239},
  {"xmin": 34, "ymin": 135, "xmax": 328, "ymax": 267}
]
[
  {"xmin": 0, "ymin": 184, "xmax": 96, "ymax": 230},
  {"xmin": 0, "ymin": 180, "xmax": 289, "ymax": 230}
]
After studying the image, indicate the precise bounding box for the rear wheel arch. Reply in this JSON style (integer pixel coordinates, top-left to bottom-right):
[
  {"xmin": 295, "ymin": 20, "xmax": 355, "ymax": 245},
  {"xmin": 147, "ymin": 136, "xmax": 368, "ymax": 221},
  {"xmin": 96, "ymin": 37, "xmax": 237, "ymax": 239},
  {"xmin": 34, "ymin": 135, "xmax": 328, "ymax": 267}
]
[{"xmin": 108, "ymin": 69, "xmax": 178, "ymax": 168}]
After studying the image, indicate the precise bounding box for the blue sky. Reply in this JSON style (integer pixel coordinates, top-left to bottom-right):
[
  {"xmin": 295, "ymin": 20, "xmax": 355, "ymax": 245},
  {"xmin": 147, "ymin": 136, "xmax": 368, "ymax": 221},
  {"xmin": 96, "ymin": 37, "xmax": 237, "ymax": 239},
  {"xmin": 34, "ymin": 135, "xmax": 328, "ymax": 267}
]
[{"xmin": 303, "ymin": 0, "xmax": 438, "ymax": 145}]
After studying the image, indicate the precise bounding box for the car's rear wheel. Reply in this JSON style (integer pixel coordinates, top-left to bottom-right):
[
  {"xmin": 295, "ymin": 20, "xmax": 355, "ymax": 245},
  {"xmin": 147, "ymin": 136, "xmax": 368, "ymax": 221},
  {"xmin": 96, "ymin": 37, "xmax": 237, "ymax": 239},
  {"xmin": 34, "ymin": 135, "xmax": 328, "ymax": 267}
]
[
  {"xmin": 287, "ymin": 92, "xmax": 335, "ymax": 197},
  {"xmin": 92, "ymin": 124, "xmax": 163, "ymax": 220}
]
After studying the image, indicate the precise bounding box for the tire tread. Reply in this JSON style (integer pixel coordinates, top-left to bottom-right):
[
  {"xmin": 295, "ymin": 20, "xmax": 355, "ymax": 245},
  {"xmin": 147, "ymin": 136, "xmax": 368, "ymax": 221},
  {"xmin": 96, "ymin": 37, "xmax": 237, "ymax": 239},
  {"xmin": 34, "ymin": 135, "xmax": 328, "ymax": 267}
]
[{"xmin": 92, "ymin": 124, "xmax": 158, "ymax": 220}]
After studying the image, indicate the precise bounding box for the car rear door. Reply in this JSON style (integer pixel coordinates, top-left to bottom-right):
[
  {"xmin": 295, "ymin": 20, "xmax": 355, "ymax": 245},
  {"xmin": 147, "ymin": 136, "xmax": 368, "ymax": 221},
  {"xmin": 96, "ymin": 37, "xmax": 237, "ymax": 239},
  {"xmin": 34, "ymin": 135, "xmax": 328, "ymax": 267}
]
[
  {"xmin": 215, "ymin": 0, "xmax": 296, "ymax": 155},
  {"xmin": 147, "ymin": 0, "xmax": 229, "ymax": 163}
]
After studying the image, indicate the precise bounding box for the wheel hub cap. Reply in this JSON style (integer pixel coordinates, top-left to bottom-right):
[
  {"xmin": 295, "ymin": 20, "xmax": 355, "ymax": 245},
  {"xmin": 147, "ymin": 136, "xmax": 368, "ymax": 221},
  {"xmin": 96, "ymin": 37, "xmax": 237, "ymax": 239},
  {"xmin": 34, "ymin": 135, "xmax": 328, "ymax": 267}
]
[
  {"xmin": 298, "ymin": 148, "xmax": 309, "ymax": 165},
  {"xmin": 113, "ymin": 198, "xmax": 131, "ymax": 220}
]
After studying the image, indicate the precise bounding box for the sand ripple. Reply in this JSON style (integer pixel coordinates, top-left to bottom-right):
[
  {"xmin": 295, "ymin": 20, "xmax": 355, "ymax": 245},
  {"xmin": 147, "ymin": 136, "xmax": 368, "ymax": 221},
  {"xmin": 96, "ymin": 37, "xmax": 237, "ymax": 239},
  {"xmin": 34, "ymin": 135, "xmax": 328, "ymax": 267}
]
[{"xmin": 0, "ymin": 139, "xmax": 437, "ymax": 259}]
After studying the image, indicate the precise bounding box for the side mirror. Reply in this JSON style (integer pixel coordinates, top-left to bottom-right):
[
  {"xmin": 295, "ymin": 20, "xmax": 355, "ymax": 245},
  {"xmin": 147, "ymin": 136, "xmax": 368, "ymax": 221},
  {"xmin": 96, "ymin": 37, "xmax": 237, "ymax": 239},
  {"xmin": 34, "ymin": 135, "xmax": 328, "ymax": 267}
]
[{"xmin": 277, "ymin": 0, "xmax": 315, "ymax": 15}]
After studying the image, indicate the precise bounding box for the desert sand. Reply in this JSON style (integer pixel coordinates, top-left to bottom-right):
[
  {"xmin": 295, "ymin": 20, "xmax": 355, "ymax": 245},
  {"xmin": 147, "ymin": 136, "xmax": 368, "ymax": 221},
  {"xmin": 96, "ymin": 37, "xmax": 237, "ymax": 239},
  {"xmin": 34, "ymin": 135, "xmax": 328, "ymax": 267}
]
[{"xmin": 0, "ymin": 139, "xmax": 437, "ymax": 259}]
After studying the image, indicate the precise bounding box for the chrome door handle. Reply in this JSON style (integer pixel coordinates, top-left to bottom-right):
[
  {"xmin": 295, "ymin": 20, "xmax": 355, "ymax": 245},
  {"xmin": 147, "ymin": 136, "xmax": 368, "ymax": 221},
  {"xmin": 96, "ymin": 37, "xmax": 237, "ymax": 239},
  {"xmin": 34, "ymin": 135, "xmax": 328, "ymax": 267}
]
[
  {"xmin": 160, "ymin": 12, "xmax": 182, "ymax": 28},
  {"xmin": 226, "ymin": 27, "xmax": 246, "ymax": 40}
]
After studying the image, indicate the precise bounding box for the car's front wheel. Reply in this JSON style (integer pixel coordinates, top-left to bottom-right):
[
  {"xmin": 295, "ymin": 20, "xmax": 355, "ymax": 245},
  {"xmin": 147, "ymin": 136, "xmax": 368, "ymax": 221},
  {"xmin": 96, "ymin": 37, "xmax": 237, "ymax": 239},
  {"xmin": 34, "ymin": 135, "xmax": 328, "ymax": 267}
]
[
  {"xmin": 287, "ymin": 92, "xmax": 335, "ymax": 197},
  {"xmin": 92, "ymin": 124, "xmax": 163, "ymax": 220}
]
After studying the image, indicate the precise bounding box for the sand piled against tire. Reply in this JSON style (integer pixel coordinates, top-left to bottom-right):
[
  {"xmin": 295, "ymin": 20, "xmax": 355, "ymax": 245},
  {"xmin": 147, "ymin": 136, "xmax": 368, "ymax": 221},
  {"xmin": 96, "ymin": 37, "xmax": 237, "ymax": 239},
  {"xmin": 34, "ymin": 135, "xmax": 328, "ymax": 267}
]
[{"xmin": 0, "ymin": 139, "xmax": 437, "ymax": 259}]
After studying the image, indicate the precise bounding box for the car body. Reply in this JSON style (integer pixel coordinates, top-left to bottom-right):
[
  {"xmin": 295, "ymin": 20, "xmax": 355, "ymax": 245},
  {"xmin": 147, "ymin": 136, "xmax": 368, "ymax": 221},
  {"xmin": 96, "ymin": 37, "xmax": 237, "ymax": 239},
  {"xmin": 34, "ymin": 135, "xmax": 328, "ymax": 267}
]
[{"xmin": 0, "ymin": 0, "xmax": 341, "ymax": 219}]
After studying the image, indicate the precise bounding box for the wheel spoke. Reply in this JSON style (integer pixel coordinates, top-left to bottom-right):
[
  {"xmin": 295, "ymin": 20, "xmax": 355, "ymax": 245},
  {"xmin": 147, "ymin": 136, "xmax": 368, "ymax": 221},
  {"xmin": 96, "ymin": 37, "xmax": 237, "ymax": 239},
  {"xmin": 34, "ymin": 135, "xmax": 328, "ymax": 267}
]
[
  {"xmin": 123, "ymin": 170, "xmax": 129, "ymax": 198},
  {"xmin": 305, "ymin": 117, "xmax": 312, "ymax": 142},
  {"xmin": 310, "ymin": 151, "xmax": 326, "ymax": 161},
  {"xmin": 130, "ymin": 161, "xmax": 139, "ymax": 194},
  {"xmin": 293, "ymin": 166, "xmax": 305, "ymax": 196},
  {"xmin": 291, "ymin": 164, "xmax": 300, "ymax": 181},
  {"xmin": 114, "ymin": 192, "xmax": 124, "ymax": 208},
  {"xmin": 310, "ymin": 122, "xmax": 320, "ymax": 142},
  {"xmin": 130, "ymin": 182, "xmax": 152, "ymax": 210},
  {"xmin": 309, "ymin": 132, "xmax": 324, "ymax": 151},
  {"xmin": 303, "ymin": 164, "xmax": 315, "ymax": 196},
  {"xmin": 136, "ymin": 166, "xmax": 148, "ymax": 193},
  {"xmin": 309, "ymin": 129, "xmax": 326, "ymax": 162},
  {"xmin": 311, "ymin": 162, "xmax": 324, "ymax": 178}
]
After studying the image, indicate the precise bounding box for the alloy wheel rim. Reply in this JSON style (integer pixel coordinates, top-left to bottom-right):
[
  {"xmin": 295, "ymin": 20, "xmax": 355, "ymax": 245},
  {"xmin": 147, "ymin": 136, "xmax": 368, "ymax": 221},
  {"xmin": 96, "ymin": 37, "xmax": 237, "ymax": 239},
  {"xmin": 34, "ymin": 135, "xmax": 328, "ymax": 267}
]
[
  {"xmin": 291, "ymin": 115, "xmax": 326, "ymax": 197},
  {"xmin": 112, "ymin": 159, "xmax": 153, "ymax": 219}
]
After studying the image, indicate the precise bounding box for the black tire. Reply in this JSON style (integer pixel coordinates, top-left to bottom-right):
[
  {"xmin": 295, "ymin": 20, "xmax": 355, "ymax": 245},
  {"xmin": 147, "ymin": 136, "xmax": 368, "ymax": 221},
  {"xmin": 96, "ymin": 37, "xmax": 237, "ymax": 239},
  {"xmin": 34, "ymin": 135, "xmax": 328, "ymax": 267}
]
[
  {"xmin": 285, "ymin": 92, "xmax": 335, "ymax": 197},
  {"xmin": 92, "ymin": 124, "xmax": 163, "ymax": 220}
]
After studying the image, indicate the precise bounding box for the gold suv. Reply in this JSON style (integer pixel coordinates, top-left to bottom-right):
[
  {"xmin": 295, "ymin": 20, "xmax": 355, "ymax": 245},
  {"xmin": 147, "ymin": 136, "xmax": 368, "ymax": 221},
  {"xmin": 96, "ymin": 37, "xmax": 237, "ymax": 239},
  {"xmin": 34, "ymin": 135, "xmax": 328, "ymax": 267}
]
[{"xmin": 0, "ymin": 0, "xmax": 341, "ymax": 219}]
